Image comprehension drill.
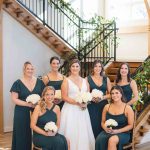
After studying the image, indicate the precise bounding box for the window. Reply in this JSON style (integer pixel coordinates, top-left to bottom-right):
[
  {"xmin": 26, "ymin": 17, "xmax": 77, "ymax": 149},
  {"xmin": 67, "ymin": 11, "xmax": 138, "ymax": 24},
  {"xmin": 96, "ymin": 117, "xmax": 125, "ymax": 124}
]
[{"xmin": 105, "ymin": 0, "xmax": 148, "ymax": 27}]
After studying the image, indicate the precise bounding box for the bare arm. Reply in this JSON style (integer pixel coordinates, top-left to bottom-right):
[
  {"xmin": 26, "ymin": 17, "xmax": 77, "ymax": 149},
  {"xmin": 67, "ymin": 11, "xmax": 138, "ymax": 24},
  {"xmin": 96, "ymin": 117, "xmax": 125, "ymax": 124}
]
[
  {"xmin": 53, "ymin": 105, "xmax": 61, "ymax": 129},
  {"xmin": 101, "ymin": 104, "xmax": 109, "ymax": 131},
  {"xmin": 127, "ymin": 80, "xmax": 139, "ymax": 105},
  {"xmin": 61, "ymin": 78, "xmax": 78, "ymax": 105},
  {"xmin": 103, "ymin": 77, "xmax": 112, "ymax": 100},
  {"xmin": 30, "ymin": 105, "xmax": 48, "ymax": 136},
  {"xmin": 11, "ymin": 92, "xmax": 32, "ymax": 107},
  {"xmin": 42, "ymin": 75, "xmax": 49, "ymax": 85}
]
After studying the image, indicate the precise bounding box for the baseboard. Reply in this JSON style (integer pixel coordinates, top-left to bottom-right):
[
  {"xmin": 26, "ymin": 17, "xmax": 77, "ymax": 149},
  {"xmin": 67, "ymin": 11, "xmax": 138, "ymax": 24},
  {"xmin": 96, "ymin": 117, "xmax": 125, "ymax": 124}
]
[{"xmin": 4, "ymin": 126, "xmax": 13, "ymax": 132}]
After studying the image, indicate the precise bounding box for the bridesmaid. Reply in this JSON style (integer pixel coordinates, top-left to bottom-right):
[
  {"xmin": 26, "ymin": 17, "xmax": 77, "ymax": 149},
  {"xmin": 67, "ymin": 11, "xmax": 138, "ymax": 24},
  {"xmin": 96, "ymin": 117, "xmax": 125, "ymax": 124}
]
[
  {"xmin": 10, "ymin": 61, "xmax": 45, "ymax": 150},
  {"xmin": 86, "ymin": 60, "xmax": 112, "ymax": 139},
  {"xmin": 95, "ymin": 85, "xmax": 134, "ymax": 150},
  {"xmin": 42, "ymin": 56, "xmax": 64, "ymax": 110},
  {"xmin": 115, "ymin": 62, "xmax": 138, "ymax": 105},
  {"xmin": 31, "ymin": 86, "xmax": 68, "ymax": 150}
]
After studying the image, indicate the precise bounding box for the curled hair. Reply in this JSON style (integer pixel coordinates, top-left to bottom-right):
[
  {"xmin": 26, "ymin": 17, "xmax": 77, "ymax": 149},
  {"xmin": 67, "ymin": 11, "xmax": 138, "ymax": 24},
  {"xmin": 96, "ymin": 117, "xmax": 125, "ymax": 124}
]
[
  {"xmin": 38, "ymin": 86, "xmax": 55, "ymax": 112},
  {"xmin": 116, "ymin": 62, "xmax": 131, "ymax": 83},
  {"xmin": 110, "ymin": 85, "xmax": 126, "ymax": 103},
  {"xmin": 50, "ymin": 56, "xmax": 60, "ymax": 64},
  {"xmin": 91, "ymin": 60, "xmax": 104, "ymax": 76}
]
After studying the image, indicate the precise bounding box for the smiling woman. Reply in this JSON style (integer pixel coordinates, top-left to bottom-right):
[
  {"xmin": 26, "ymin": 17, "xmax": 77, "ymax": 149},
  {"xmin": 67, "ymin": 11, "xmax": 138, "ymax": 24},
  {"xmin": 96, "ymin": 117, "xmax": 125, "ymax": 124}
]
[
  {"xmin": 10, "ymin": 61, "xmax": 45, "ymax": 150},
  {"xmin": 42, "ymin": 56, "xmax": 65, "ymax": 110},
  {"xmin": 59, "ymin": 59, "xmax": 95, "ymax": 150}
]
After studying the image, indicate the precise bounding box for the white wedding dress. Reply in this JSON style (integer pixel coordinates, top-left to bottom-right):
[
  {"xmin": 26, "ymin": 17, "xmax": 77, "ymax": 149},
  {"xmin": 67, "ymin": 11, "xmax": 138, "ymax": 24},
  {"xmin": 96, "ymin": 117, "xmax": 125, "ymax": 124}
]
[{"xmin": 59, "ymin": 78, "xmax": 95, "ymax": 150}]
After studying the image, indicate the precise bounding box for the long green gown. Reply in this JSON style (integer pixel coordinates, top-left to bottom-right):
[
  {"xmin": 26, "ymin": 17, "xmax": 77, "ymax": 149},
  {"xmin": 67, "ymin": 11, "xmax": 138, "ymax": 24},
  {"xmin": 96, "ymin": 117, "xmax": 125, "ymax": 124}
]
[
  {"xmin": 87, "ymin": 75, "xmax": 108, "ymax": 139},
  {"xmin": 33, "ymin": 104, "xmax": 68, "ymax": 150},
  {"xmin": 95, "ymin": 104, "xmax": 130, "ymax": 150},
  {"xmin": 10, "ymin": 79, "xmax": 45, "ymax": 150},
  {"xmin": 46, "ymin": 75, "xmax": 64, "ymax": 110}
]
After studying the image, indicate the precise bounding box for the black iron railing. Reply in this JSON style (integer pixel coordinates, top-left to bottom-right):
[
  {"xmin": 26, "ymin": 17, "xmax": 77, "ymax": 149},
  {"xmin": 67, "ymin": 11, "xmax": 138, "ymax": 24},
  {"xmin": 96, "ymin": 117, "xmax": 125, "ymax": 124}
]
[{"xmin": 16, "ymin": 0, "xmax": 117, "ymax": 76}]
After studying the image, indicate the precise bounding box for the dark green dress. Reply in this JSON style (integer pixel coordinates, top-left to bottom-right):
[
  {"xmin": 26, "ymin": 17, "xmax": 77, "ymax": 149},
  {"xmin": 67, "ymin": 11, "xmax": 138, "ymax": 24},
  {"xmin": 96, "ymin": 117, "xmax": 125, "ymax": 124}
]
[
  {"xmin": 120, "ymin": 84, "xmax": 133, "ymax": 103},
  {"xmin": 33, "ymin": 104, "xmax": 68, "ymax": 150},
  {"xmin": 10, "ymin": 78, "xmax": 45, "ymax": 150},
  {"xmin": 87, "ymin": 75, "xmax": 108, "ymax": 139},
  {"xmin": 95, "ymin": 104, "xmax": 130, "ymax": 150},
  {"xmin": 46, "ymin": 75, "xmax": 64, "ymax": 110}
]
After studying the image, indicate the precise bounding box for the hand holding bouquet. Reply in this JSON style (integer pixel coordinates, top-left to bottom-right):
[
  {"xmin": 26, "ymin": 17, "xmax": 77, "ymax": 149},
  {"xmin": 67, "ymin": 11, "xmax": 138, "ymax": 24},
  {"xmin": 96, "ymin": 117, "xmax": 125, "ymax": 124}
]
[
  {"xmin": 75, "ymin": 92, "xmax": 92, "ymax": 110},
  {"xmin": 26, "ymin": 94, "xmax": 41, "ymax": 105},
  {"xmin": 91, "ymin": 89, "xmax": 103, "ymax": 103},
  {"xmin": 44, "ymin": 121, "xmax": 58, "ymax": 136},
  {"xmin": 105, "ymin": 119, "xmax": 118, "ymax": 129},
  {"xmin": 54, "ymin": 90, "xmax": 62, "ymax": 104}
]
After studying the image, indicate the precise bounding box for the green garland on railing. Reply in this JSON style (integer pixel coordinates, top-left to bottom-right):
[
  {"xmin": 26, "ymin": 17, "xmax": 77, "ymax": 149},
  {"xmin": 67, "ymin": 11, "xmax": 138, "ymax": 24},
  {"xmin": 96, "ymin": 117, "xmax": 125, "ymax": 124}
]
[{"xmin": 133, "ymin": 57, "xmax": 150, "ymax": 110}]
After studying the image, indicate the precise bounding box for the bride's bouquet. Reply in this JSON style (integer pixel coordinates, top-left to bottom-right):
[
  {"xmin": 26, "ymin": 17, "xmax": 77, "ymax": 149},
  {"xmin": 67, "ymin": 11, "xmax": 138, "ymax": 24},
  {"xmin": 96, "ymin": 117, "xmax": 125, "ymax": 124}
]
[
  {"xmin": 75, "ymin": 92, "xmax": 92, "ymax": 110},
  {"xmin": 44, "ymin": 121, "xmax": 58, "ymax": 133},
  {"xmin": 91, "ymin": 89, "xmax": 103, "ymax": 102},
  {"xmin": 26, "ymin": 94, "xmax": 41, "ymax": 105},
  {"xmin": 105, "ymin": 119, "xmax": 118, "ymax": 129}
]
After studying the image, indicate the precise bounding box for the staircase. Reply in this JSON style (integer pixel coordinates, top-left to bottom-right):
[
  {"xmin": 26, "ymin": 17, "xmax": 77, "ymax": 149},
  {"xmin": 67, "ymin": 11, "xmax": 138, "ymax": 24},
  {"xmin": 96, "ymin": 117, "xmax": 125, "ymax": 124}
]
[
  {"xmin": 134, "ymin": 104, "xmax": 150, "ymax": 149},
  {"xmin": 3, "ymin": 0, "xmax": 72, "ymax": 55},
  {"xmin": 105, "ymin": 62, "xmax": 142, "ymax": 82},
  {"xmin": 3, "ymin": 0, "xmax": 117, "ymax": 77}
]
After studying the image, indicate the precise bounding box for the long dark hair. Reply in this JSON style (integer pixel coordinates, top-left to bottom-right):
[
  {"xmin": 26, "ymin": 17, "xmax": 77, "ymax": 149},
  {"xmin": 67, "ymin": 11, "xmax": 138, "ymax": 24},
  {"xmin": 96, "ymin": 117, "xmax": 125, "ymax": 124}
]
[
  {"xmin": 110, "ymin": 85, "xmax": 126, "ymax": 103},
  {"xmin": 116, "ymin": 62, "xmax": 131, "ymax": 83},
  {"xmin": 91, "ymin": 60, "xmax": 104, "ymax": 76}
]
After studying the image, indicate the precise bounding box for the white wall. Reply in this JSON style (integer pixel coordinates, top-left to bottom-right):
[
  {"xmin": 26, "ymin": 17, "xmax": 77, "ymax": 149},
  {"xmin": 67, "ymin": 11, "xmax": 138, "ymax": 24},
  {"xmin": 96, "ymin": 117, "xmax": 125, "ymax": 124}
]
[
  {"xmin": 116, "ymin": 33, "xmax": 148, "ymax": 61},
  {"xmin": 3, "ymin": 11, "xmax": 58, "ymax": 132}
]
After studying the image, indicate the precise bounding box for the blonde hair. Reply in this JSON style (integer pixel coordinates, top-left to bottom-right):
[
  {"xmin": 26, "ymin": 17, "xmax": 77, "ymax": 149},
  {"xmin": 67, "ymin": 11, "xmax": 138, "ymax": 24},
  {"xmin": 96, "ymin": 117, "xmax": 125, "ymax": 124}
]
[
  {"xmin": 38, "ymin": 86, "xmax": 55, "ymax": 112},
  {"xmin": 23, "ymin": 61, "xmax": 33, "ymax": 75}
]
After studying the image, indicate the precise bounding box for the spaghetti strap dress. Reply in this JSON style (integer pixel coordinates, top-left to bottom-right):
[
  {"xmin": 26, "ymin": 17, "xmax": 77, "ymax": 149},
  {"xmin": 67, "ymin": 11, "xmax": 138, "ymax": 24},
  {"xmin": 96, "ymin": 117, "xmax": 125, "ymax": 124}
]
[
  {"xmin": 95, "ymin": 104, "xmax": 130, "ymax": 150},
  {"xmin": 46, "ymin": 75, "xmax": 64, "ymax": 110}
]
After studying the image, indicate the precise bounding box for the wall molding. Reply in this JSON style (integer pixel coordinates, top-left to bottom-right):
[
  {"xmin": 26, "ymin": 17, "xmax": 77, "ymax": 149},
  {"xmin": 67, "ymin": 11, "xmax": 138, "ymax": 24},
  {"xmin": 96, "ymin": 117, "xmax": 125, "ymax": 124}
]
[{"xmin": 118, "ymin": 25, "xmax": 148, "ymax": 34}]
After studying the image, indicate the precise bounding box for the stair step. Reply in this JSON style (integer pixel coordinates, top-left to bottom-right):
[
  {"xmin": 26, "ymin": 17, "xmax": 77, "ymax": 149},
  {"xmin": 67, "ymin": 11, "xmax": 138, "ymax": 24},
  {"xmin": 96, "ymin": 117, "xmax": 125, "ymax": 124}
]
[
  {"xmin": 3, "ymin": 0, "xmax": 12, "ymax": 7},
  {"xmin": 112, "ymin": 62, "xmax": 142, "ymax": 68},
  {"xmin": 106, "ymin": 67, "xmax": 137, "ymax": 75}
]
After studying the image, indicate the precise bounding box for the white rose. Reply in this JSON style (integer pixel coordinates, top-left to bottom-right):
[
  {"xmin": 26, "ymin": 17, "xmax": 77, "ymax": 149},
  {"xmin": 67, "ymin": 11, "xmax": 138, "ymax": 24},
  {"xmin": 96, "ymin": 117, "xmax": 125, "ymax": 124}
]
[
  {"xmin": 44, "ymin": 121, "xmax": 58, "ymax": 132},
  {"xmin": 91, "ymin": 89, "xmax": 103, "ymax": 99},
  {"xmin": 55, "ymin": 90, "xmax": 61, "ymax": 99},
  {"xmin": 105, "ymin": 119, "xmax": 118, "ymax": 127},
  {"xmin": 26, "ymin": 94, "xmax": 41, "ymax": 104}
]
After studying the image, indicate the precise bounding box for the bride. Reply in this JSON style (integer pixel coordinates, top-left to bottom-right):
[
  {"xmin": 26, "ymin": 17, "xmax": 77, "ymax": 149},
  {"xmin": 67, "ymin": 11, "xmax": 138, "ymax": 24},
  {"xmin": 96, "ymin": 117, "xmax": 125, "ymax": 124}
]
[{"xmin": 59, "ymin": 59, "xmax": 95, "ymax": 150}]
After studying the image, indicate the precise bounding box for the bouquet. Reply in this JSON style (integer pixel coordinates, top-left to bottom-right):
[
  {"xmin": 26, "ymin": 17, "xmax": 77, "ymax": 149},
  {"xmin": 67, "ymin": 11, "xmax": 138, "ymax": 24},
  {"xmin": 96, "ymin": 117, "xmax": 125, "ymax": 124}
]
[
  {"xmin": 91, "ymin": 89, "xmax": 103, "ymax": 102},
  {"xmin": 105, "ymin": 119, "xmax": 118, "ymax": 129},
  {"xmin": 55, "ymin": 90, "xmax": 61, "ymax": 99},
  {"xmin": 54, "ymin": 90, "xmax": 62, "ymax": 104},
  {"xmin": 26, "ymin": 94, "xmax": 41, "ymax": 104},
  {"xmin": 44, "ymin": 121, "xmax": 58, "ymax": 133},
  {"xmin": 75, "ymin": 92, "xmax": 92, "ymax": 110}
]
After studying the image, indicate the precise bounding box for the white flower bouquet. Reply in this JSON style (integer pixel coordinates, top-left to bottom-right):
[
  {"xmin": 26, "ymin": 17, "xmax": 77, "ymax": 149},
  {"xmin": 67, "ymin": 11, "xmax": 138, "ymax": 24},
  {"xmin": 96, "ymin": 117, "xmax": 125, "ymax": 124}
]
[
  {"xmin": 54, "ymin": 90, "xmax": 62, "ymax": 104},
  {"xmin": 55, "ymin": 90, "xmax": 61, "ymax": 99},
  {"xmin": 91, "ymin": 89, "xmax": 103, "ymax": 102},
  {"xmin": 44, "ymin": 121, "xmax": 58, "ymax": 133},
  {"xmin": 105, "ymin": 119, "xmax": 118, "ymax": 129},
  {"xmin": 75, "ymin": 92, "xmax": 92, "ymax": 110},
  {"xmin": 26, "ymin": 94, "xmax": 41, "ymax": 104}
]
